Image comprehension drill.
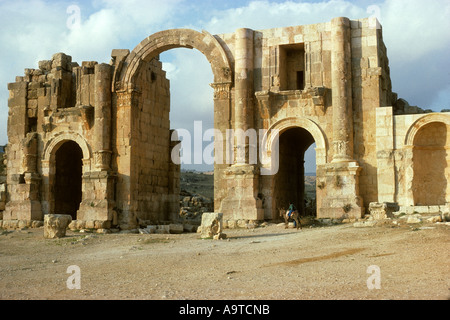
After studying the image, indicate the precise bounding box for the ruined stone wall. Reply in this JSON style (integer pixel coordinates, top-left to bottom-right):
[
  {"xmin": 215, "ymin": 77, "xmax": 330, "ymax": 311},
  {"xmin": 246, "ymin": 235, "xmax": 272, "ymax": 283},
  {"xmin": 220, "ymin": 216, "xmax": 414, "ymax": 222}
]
[
  {"xmin": 4, "ymin": 53, "xmax": 91, "ymax": 221},
  {"xmin": 4, "ymin": 53, "xmax": 116, "ymax": 227}
]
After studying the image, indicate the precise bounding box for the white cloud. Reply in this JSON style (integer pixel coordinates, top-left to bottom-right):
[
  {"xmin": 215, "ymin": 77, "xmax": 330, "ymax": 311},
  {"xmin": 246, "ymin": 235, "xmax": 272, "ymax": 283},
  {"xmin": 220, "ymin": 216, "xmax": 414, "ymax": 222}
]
[
  {"xmin": 205, "ymin": 0, "xmax": 368, "ymax": 34},
  {"xmin": 381, "ymin": 0, "xmax": 450, "ymax": 62},
  {"xmin": 378, "ymin": 0, "xmax": 450, "ymax": 109}
]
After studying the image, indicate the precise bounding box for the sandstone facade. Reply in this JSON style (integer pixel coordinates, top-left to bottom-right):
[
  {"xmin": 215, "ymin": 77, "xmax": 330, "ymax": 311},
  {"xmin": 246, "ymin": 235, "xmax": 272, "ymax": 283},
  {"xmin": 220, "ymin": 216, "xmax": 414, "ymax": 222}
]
[{"xmin": 1, "ymin": 17, "xmax": 449, "ymax": 229}]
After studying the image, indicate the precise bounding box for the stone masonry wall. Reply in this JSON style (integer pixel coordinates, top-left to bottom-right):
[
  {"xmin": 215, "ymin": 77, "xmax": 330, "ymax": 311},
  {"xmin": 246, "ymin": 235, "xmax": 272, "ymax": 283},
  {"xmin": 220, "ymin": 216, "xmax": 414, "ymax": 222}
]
[
  {"xmin": 4, "ymin": 52, "xmax": 117, "ymax": 227},
  {"xmin": 132, "ymin": 58, "xmax": 179, "ymax": 223}
]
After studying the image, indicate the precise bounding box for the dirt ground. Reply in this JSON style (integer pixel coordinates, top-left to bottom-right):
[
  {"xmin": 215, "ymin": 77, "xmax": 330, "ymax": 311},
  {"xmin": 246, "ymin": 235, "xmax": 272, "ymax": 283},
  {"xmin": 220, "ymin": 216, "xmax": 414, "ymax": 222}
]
[{"xmin": 0, "ymin": 218, "xmax": 448, "ymax": 301}]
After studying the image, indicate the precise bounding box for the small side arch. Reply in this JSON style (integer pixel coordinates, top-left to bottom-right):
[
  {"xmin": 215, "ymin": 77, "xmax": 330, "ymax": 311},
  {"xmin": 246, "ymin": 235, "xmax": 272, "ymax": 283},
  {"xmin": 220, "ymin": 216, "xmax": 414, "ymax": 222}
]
[
  {"xmin": 403, "ymin": 113, "xmax": 450, "ymax": 206},
  {"xmin": 404, "ymin": 113, "xmax": 450, "ymax": 147},
  {"xmin": 263, "ymin": 117, "xmax": 328, "ymax": 166},
  {"xmin": 43, "ymin": 132, "xmax": 92, "ymax": 162}
]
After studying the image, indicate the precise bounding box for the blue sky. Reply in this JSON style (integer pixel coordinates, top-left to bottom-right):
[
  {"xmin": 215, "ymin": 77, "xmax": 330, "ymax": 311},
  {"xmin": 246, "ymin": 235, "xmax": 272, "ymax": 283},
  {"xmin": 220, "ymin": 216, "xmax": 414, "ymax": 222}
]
[{"xmin": 0, "ymin": 0, "xmax": 449, "ymax": 172}]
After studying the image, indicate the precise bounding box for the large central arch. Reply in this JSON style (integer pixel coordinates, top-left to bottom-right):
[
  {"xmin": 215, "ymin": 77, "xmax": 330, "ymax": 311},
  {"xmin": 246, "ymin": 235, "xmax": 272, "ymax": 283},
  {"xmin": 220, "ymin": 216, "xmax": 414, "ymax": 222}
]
[
  {"xmin": 117, "ymin": 29, "xmax": 233, "ymax": 91},
  {"xmin": 112, "ymin": 29, "xmax": 235, "ymax": 226}
]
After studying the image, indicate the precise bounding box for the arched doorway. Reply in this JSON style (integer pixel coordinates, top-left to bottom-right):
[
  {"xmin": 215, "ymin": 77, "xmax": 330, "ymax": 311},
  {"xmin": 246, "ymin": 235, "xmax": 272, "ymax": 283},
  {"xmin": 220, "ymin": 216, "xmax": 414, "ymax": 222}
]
[
  {"xmin": 54, "ymin": 141, "xmax": 83, "ymax": 219},
  {"xmin": 273, "ymin": 127, "xmax": 315, "ymax": 216},
  {"xmin": 412, "ymin": 122, "xmax": 448, "ymax": 205},
  {"xmin": 263, "ymin": 117, "xmax": 327, "ymax": 219}
]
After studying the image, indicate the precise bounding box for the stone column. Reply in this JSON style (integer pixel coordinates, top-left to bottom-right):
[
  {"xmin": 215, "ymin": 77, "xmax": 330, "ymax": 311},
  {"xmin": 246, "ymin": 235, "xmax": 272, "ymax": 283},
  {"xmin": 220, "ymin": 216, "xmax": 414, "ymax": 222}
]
[
  {"xmin": 94, "ymin": 63, "xmax": 113, "ymax": 171},
  {"xmin": 234, "ymin": 28, "xmax": 254, "ymax": 164},
  {"xmin": 331, "ymin": 17, "xmax": 353, "ymax": 163},
  {"xmin": 210, "ymin": 81, "xmax": 232, "ymax": 213}
]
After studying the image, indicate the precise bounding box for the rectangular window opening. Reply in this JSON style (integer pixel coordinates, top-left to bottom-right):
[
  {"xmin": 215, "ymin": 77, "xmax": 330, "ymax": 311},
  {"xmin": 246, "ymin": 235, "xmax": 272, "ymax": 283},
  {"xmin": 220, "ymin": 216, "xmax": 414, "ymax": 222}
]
[{"xmin": 278, "ymin": 43, "xmax": 305, "ymax": 91}]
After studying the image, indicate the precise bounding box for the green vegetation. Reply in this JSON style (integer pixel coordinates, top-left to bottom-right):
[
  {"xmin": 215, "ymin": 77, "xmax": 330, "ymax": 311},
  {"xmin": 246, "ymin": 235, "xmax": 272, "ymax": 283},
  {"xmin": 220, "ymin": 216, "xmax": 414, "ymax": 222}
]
[{"xmin": 141, "ymin": 238, "xmax": 170, "ymax": 245}]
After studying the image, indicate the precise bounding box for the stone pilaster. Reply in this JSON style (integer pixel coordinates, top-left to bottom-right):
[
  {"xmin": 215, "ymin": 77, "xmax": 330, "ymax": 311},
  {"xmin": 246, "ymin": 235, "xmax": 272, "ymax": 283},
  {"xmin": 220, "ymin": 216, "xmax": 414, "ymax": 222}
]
[
  {"xmin": 331, "ymin": 17, "xmax": 353, "ymax": 163},
  {"xmin": 316, "ymin": 17, "xmax": 363, "ymax": 219},
  {"xmin": 77, "ymin": 63, "xmax": 115, "ymax": 226},
  {"xmin": 94, "ymin": 63, "xmax": 113, "ymax": 171},
  {"xmin": 234, "ymin": 28, "xmax": 254, "ymax": 163},
  {"xmin": 210, "ymin": 81, "xmax": 232, "ymax": 213},
  {"xmin": 4, "ymin": 81, "xmax": 43, "ymax": 222}
]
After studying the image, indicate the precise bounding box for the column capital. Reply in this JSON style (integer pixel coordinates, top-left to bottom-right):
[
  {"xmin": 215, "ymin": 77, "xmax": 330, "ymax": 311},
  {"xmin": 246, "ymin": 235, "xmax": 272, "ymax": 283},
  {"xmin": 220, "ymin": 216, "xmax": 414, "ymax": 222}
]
[{"xmin": 210, "ymin": 81, "xmax": 232, "ymax": 100}]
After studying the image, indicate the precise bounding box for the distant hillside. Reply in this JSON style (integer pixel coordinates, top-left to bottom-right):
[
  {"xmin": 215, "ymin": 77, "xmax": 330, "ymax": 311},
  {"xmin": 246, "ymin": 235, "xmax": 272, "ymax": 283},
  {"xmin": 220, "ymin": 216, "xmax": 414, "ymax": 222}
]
[
  {"xmin": 304, "ymin": 175, "xmax": 316, "ymax": 200},
  {"xmin": 180, "ymin": 170, "xmax": 214, "ymax": 200}
]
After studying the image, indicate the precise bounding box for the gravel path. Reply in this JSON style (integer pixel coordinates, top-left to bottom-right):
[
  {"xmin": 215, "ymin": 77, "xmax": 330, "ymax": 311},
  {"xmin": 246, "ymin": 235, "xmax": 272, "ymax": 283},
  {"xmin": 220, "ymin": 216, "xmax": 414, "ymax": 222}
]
[{"xmin": 0, "ymin": 221, "xmax": 448, "ymax": 300}]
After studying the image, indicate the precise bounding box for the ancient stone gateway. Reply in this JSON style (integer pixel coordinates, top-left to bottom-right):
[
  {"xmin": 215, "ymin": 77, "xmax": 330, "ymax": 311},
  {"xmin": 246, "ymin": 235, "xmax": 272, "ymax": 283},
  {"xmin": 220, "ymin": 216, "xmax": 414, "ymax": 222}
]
[{"xmin": 1, "ymin": 17, "xmax": 449, "ymax": 230}]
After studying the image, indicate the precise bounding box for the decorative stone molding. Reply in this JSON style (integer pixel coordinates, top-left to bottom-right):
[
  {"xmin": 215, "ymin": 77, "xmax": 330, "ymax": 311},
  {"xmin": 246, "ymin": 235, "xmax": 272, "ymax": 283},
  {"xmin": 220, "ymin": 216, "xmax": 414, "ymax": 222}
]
[{"xmin": 211, "ymin": 82, "xmax": 232, "ymax": 100}]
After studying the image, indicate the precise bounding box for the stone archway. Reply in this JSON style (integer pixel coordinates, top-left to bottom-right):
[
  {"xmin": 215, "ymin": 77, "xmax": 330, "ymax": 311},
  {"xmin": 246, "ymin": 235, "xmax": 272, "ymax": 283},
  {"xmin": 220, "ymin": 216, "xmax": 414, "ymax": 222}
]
[
  {"xmin": 403, "ymin": 114, "xmax": 450, "ymax": 206},
  {"xmin": 116, "ymin": 29, "xmax": 233, "ymax": 91},
  {"xmin": 273, "ymin": 127, "xmax": 315, "ymax": 217},
  {"xmin": 412, "ymin": 122, "xmax": 447, "ymax": 205},
  {"xmin": 261, "ymin": 117, "xmax": 328, "ymax": 218},
  {"xmin": 112, "ymin": 29, "xmax": 234, "ymax": 226},
  {"xmin": 41, "ymin": 132, "xmax": 91, "ymax": 216},
  {"xmin": 54, "ymin": 141, "xmax": 83, "ymax": 219}
]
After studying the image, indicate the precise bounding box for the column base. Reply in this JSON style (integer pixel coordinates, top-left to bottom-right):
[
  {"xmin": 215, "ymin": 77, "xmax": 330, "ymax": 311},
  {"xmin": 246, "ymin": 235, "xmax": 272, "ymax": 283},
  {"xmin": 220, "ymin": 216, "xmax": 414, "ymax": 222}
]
[
  {"xmin": 3, "ymin": 200, "xmax": 42, "ymax": 221},
  {"xmin": 219, "ymin": 164, "xmax": 264, "ymax": 221},
  {"xmin": 317, "ymin": 161, "xmax": 364, "ymax": 219},
  {"xmin": 77, "ymin": 171, "xmax": 116, "ymax": 226}
]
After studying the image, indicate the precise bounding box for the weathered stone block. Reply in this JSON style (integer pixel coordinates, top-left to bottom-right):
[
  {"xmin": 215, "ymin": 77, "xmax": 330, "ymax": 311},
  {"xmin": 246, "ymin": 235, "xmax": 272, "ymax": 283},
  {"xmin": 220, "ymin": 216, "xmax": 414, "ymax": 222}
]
[
  {"xmin": 38, "ymin": 60, "xmax": 52, "ymax": 72},
  {"xmin": 368, "ymin": 202, "xmax": 399, "ymax": 220},
  {"xmin": 156, "ymin": 225, "xmax": 170, "ymax": 234},
  {"xmin": 200, "ymin": 212, "xmax": 226, "ymax": 239},
  {"xmin": 169, "ymin": 223, "xmax": 184, "ymax": 234},
  {"xmin": 52, "ymin": 53, "xmax": 72, "ymax": 71},
  {"xmin": 44, "ymin": 214, "xmax": 72, "ymax": 239},
  {"xmin": 146, "ymin": 225, "xmax": 157, "ymax": 233}
]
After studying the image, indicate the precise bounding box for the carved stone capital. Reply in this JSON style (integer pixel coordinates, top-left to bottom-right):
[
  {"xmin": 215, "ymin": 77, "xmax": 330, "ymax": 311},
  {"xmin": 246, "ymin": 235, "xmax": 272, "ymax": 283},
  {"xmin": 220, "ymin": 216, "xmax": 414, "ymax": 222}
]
[
  {"xmin": 94, "ymin": 150, "xmax": 112, "ymax": 171},
  {"xmin": 210, "ymin": 82, "xmax": 232, "ymax": 100}
]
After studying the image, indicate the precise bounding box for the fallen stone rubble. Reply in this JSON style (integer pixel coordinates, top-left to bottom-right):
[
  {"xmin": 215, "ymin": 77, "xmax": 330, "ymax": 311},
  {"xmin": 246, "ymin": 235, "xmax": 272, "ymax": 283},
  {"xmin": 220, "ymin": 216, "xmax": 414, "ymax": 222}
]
[{"xmin": 353, "ymin": 203, "xmax": 450, "ymax": 228}]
